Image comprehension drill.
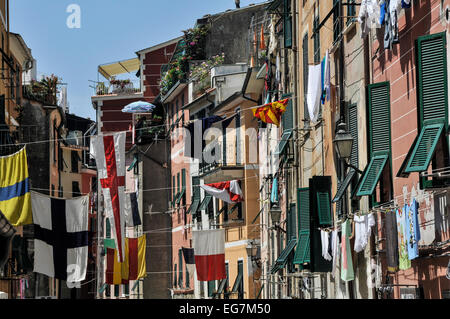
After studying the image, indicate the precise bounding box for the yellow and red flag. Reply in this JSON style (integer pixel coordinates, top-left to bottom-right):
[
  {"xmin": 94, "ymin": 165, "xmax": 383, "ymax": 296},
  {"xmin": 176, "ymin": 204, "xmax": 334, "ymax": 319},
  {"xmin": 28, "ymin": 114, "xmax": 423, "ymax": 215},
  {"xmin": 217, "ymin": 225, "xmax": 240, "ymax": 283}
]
[{"xmin": 252, "ymin": 98, "xmax": 289, "ymax": 127}]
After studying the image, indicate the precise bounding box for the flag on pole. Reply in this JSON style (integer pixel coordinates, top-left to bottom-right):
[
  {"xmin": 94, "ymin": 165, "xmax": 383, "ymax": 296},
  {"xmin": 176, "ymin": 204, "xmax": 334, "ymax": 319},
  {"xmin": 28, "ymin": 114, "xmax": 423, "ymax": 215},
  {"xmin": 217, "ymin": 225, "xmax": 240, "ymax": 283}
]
[
  {"xmin": 31, "ymin": 192, "xmax": 89, "ymax": 282},
  {"xmin": 193, "ymin": 229, "xmax": 226, "ymax": 281},
  {"xmin": 105, "ymin": 235, "xmax": 146, "ymax": 285},
  {"xmin": 91, "ymin": 132, "xmax": 126, "ymax": 262},
  {"xmin": 200, "ymin": 180, "xmax": 243, "ymax": 204},
  {"xmin": 0, "ymin": 147, "xmax": 32, "ymax": 226},
  {"xmin": 252, "ymin": 99, "xmax": 289, "ymax": 127}
]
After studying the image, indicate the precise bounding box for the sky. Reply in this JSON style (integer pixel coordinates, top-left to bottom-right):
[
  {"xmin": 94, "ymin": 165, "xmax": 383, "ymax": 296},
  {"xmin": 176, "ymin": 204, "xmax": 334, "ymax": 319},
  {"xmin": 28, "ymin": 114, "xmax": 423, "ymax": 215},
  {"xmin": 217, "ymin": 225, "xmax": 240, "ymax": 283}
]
[{"xmin": 10, "ymin": 0, "xmax": 268, "ymax": 121}]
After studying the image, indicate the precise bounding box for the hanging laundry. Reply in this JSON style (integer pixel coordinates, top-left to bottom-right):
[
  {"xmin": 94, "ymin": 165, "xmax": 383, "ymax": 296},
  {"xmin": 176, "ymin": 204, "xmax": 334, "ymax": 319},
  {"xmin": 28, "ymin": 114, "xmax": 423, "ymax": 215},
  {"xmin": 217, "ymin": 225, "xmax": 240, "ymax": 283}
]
[
  {"xmin": 321, "ymin": 50, "xmax": 331, "ymax": 105},
  {"xmin": 307, "ymin": 64, "xmax": 322, "ymax": 122},
  {"xmin": 268, "ymin": 20, "xmax": 277, "ymax": 55},
  {"xmin": 405, "ymin": 199, "xmax": 421, "ymax": 260},
  {"xmin": 331, "ymin": 229, "xmax": 340, "ymax": 277},
  {"xmin": 396, "ymin": 205, "xmax": 411, "ymax": 270},
  {"xmin": 384, "ymin": 210, "xmax": 399, "ymax": 272},
  {"xmin": 259, "ymin": 24, "xmax": 266, "ymax": 50},
  {"xmin": 379, "ymin": 0, "xmax": 386, "ymax": 25},
  {"xmin": 200, "ymin": 180, "xmax": 244, "ymax": 204},
  {"xmin": 401, "ymin": 0, "xmax": 411, "ymax": 8},
  {"xmin": 321, "ymin": 230, "xmax": 332, "ymax": 261},
  {"xmin": 270, "ymin": 177, "xmax": 278, "ymax": 203},
  {"xmin": 341, "ymin": 219, "xmax": 354, "ymax": 281},
  {"xmin": 358, "ymin": 0, "xmax": 381, "ymax": 38},
  {"xmin": 354, "ymin": 212, "xmax": 375, "ymax": 253}
]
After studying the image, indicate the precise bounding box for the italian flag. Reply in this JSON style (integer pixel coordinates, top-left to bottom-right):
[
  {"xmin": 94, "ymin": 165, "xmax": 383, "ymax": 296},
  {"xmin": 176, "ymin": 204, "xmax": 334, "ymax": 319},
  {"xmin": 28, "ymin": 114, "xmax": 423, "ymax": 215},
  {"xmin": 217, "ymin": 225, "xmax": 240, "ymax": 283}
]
[
  {"xmin": 200, "ymin": 180, "xmax": 244, "ymax": 204},
  {"xmin": 193, "ymin": 229, "xmax": 226, "ymax": 282},
  {"xmin": 105, "ymin": 235, "xmax": 146, "ymax": 285}
]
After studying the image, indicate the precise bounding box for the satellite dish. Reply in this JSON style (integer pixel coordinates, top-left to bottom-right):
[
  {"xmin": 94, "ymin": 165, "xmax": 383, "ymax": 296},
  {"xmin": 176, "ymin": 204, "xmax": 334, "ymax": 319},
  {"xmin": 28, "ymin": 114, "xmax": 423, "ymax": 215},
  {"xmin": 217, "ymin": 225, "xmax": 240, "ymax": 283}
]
[{"xmin": 23, "ymin": 59, "xmax": 33, "ymax": 71}]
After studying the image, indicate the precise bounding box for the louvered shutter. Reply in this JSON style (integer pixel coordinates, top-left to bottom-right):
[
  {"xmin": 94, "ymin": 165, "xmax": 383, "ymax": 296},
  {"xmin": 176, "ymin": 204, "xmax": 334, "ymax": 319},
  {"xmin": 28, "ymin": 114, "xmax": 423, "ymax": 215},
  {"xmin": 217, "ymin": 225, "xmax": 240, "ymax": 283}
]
[
  {"xmin": 356, "ymin": 154, "xmax": 389, "ymax": 196},
  {"xmin": 417, "ymin": 32, "xmax": 448, "ymax": 127},
  {"xmin": 293, "ymin": 188, "xmax": 310, "ymax": 265},
  {"xmin": 281, "ymin": 93, "xmax": 294, "ymax": 131},
  {"xmin": 316, "ymin": 192, "xmax": 332, "ymax": 225},
  {"xmin": 348, "ymin": 103, "xmax": 359, "ymax": 168},
  {"xmin": 368, "ymin": 83, "xmax": 391, "ymax": 156}
]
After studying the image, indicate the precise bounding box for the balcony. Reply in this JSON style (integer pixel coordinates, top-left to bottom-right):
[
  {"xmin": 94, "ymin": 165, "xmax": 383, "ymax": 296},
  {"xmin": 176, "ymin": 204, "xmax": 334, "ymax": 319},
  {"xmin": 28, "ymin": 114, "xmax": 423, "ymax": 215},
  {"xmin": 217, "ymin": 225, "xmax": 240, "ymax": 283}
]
[
  {"xmin": 199, "ymin": 140, "xmax": 244, "ymax": 184},
  {"xmin": 22, "ymin": 84, "xmax": 57, "ymax": 106},
  {"xmin": 94, "ymin": 78, "xmax": 141, "ymax": 97},
  {"xmin": 132, "ymin": 113, "xmax": 166, "ymax": 145}
]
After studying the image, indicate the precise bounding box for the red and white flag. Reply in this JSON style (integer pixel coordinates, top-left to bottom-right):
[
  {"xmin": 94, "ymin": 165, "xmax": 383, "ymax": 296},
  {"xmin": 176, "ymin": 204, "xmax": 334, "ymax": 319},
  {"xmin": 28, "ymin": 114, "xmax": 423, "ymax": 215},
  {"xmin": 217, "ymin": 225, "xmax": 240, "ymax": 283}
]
[
  {"xmin": 193, "ymin": 229, "xmax": 226, "ymax": 281},
  {"xmin": 91, "ymin": 132, "xmax": 126, "ymax": 262},
  {"xmin": 200, "ymin": 180, "xmax": 243, "ymax": 204}
]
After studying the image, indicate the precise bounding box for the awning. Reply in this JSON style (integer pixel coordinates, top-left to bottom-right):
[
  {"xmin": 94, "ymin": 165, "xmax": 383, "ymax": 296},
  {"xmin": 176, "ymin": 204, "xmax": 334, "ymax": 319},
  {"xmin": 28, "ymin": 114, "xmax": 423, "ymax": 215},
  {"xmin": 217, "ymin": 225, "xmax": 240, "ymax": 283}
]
[
  {"xmin": 271, "ymin": 239, "xmax": 297, "ymax": 274},
  {"xmin": 98, "ymin": 57, "xmax": 140, "ymax": 79}
]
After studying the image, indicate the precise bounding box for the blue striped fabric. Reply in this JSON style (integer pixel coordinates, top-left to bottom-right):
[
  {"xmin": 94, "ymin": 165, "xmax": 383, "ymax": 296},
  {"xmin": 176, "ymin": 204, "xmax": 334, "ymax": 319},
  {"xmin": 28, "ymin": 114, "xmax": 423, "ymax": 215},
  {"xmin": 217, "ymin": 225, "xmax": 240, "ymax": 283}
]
[{"xmin": 0, "ymin": 178, "xmax": 30, "ymax": 202}]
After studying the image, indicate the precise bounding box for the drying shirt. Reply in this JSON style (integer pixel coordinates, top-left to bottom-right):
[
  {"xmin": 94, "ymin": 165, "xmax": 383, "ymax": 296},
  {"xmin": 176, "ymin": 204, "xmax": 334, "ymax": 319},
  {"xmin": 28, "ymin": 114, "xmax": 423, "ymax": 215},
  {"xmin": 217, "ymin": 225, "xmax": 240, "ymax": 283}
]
[
  {"xmin": 354, "ymin": 213, "xmax": 375, "ymax": 253},
  {"xmin": 358, "ymin": 0, "xmax": 381, "ymax": 38},
  {"xmin": 396, "ymin": 206, "xmax": 411, "ymax": 270},
  {"xmin": 341, "ymin": 219, "xmax": 354, "ymax": 281},
  {"xmin": 405, "ymin": 199, "xmax": 421, "ymax": 260},
  {"xmin": 331, "ymin": 229, "xmax": 339, "ymax": 277}
]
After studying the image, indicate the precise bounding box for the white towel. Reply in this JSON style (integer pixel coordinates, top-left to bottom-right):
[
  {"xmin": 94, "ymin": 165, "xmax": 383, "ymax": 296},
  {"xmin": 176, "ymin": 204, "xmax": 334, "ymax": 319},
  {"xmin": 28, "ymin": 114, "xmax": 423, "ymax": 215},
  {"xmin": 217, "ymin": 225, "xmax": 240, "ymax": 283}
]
[
  {"xmin": 307, "ymin": 64, "xmax": 322, "ymax": 122},
  {"xmin": 321, "ymin": 230, "xmax": 332, "ymax": 261},
  {"xmin": 331, "ymin": 230, "xmax": 339, "ymax": 277},
  {"xmin": 354, "ymin": 213, "xmax": 375, "ymax": 253}
]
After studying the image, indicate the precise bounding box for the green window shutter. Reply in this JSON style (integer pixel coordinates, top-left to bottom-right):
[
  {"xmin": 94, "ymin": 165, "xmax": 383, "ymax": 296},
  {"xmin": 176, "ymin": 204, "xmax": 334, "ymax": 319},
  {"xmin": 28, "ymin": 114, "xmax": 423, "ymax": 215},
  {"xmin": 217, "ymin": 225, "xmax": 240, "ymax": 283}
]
[
  {"xmin": 185, "ymin": 265, "xmax": 190, "ymax": 288},
  {"xmin": 207, "ymin": 280, "xmax": 215, "ymax": 297},
  {"xmin": 368, "ymin": 82, "xmax": 391, "ymax": 156},
  {"xmin": 106, "ymin": 218, "xmax": 111, "ymax": 238},
  {"xmin": 281, "ymin": 93, "xmax": 293, "ymax": 131},
  {"xmin": 177, "ymin": 173, "xmax": 180, "ymax": 195},
  {"xmin": 404, "ymin": 122, "xmax": 445, "ymax": 173},
  {"xmin": 283, "ymin": 0, "xmax": 292, "ymax": 48},
  {"xmin": 274, "ymin": 129, "xmax": 293, "ymax": 156},
  {"xmin": 293, "ymin": 230, "xmax": 310, "ymax": 265},
  {"xmin": 287, "ymin": 204, "xmax": 296, "ymax": 240},
  {"xmin": 316, "ymin": 191, "xmax": 332, "ymax": 226},
  {"xmin": 198, "ymin": 194, "xmax": 212, "ymax": 212},
  {"xmin": 348, "ymin": 103, "xmax": 359, "ymax": 168},
  {"xmin": 173, "ymin": 264, "xmax": 177, "ymax": 287},
  {"xmin": 181, "ymin": 169, "xmax": 186, "ymax": 187},
  {"xmin": 186, "ymin": 198, "xmax": 200, "ymax": 215},
  {"xmin": 172, "ymin": 176, "xmax": 176, "ymax": 203},
  {"xmin": 293, "ymin": 188, "xmax": 310, "ymax": 266},
  {"xmin": 416, "ymin": 32, "xmax": 448, "ymax": 127},
  {"xmin": 178, "ymin": 249, "xmax": 183, "ymax": 287},
  {"xmin": 271, "ymin": 239, "xmax": 296, "ymax": 273},
  {"xmin": 297, "ymin": 188, "xmax": 310, "ymax": 233},
  {"xmin": 356, "ymin": 154, "xmax": 389, "ymax": 196},
  {"xmin": 332, "ymin": 168, "xmax": 357, "ymax": 203}
]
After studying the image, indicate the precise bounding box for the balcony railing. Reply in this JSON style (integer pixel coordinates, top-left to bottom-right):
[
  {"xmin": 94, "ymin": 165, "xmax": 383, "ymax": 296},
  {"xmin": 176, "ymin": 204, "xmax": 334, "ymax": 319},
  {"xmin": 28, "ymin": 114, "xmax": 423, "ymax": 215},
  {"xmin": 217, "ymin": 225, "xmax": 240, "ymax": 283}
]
[
  {"xmin": 94, "ymin": 79, "xmax": 141, "ymax": 96},
  {"xmin": 22, "ymin": 85, "xmax": 58, "ymax": 106}
]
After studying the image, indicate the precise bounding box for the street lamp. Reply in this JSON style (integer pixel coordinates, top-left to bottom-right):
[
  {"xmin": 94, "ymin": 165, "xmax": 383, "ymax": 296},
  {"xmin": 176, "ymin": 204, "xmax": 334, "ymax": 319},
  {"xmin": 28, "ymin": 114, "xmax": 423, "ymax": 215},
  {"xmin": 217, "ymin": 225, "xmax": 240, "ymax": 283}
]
[
  {"xmin": 333, "ymin": 122, "xmax": 354, "ymax": 160},
  {"xmin": 269, "ymin": 204, "xmax": 282, "ymax": 225}
]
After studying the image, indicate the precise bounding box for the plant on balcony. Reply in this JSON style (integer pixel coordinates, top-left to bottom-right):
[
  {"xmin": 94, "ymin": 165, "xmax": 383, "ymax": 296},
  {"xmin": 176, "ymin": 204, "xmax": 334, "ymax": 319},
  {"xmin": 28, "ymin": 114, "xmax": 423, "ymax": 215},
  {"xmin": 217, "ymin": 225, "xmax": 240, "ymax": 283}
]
[
  {"xmin": 96, "ymin": 82, "xmax": 107, "ymax": 95},
  {"xmin": 160, "ymin": 55, "xmax": 190, "ymax": 96},
  {"xmin": 190, "ymin": 53, "xmax": 225, "ymax": 96},
  {"xmin": 24, "ymin": 74, "xmax": 61, "ymax": 105},
  {"xmin": 109, "ymin": 77, "xmax": 133, "ymax": 94},
  {"xmin": 182, "ymin": 25, "xmax": 209, "ymax": 60}
]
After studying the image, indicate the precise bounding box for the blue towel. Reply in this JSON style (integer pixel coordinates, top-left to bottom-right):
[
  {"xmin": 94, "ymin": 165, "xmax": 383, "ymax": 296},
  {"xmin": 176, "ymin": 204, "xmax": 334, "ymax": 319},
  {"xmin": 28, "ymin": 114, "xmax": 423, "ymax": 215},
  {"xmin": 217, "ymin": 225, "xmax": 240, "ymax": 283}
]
[
  {"xmin": 270, "ymin": 178, "xmax": 278, "ymax": 203},
  {"xmin": 380, "ymin": 2, "xmax": 386, "ymax": 25}
]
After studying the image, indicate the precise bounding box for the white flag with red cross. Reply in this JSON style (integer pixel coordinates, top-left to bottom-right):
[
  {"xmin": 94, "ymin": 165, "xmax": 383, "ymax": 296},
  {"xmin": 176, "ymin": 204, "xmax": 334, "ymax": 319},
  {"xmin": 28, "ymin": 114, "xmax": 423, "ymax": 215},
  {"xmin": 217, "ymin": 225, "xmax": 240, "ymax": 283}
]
[{"xmin": 91, "ymin": 132, "xmax": 126, "ymax": 262}]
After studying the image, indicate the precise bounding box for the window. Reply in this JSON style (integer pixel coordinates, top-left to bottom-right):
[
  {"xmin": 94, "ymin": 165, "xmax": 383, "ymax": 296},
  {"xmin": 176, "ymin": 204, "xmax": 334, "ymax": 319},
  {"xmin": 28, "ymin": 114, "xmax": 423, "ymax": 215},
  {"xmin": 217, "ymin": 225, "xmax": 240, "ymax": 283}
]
[
  {"xmin": 71, "ymin": 151, "xmax": 79, "ymax": 173},
  {"xmin": 232, "ymin": 261, "xmax": 244, "ymax": 299},
  {"xmin": 313, "ymin": 14, "xmax": 320, "ymax": 64},
  {"xmin": 114, "ymin": 285, "xmax": 119, "ymax": 298},
  {"xmin": 333, "ymin": 0, "xmax": 341, "ymax": 44},
  {"xmin": 397, "ymin": 33, "xmax": 449, "ymax": 188},
  {"xmin": 173, "ymin": 264, "xmax": 177, "ymax": 288},
  {"xmin": 284, "ymin": 0, "xmax": 292, "ymax": 48},
  {"xmin": 72, "ymin": 181, "xmax": 81, "ymax": 197},
  {"xmin": 172, "ymin": 175, "xmax": 176, "ymax": 206},
  {"xmin": 356, "ymin": 82, "xmax": 392, "ymax": 200},
  {"xmin": 302, "ymin": 33, "xmax": 310, "ymax": 123},
  {"xmin": 235, "ymin": 107, "xmax": 241, "ymax": 164},
  {"xmin": 347, "ymin": 0, "xmax": 356, "ymax": 25},
  {"xmin": 281, "ymin": 93, "xmax": 293, "ymax": 131},
  {"xmin": 187, "ymin": 176, "xmax": 200, "ymax": 215}
]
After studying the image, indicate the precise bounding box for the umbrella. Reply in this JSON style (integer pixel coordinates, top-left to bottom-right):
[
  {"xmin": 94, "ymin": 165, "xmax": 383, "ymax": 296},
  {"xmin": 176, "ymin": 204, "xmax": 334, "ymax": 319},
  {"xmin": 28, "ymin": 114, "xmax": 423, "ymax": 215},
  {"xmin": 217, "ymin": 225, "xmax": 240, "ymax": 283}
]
[{"xmin": 122, "ymin": 101, "xmax": 156, "ymax": 113}]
